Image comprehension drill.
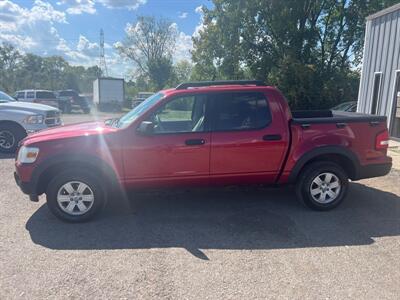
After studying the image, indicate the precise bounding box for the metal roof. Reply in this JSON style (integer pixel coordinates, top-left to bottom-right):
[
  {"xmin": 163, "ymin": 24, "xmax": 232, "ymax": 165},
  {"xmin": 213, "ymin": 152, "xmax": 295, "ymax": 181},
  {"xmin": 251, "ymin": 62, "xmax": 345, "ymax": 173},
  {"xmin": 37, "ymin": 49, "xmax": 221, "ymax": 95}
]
[{"xmin": 366, "ymin": 3, "xmax": 400, "ymax": 20}]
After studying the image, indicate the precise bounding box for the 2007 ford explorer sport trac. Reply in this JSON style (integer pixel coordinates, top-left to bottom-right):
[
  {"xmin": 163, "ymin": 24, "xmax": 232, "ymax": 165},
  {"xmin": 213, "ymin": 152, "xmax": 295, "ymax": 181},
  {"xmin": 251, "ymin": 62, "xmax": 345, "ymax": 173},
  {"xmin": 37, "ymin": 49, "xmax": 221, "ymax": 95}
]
[{"xmin": 14, "ymin": 81, "xmax": 392, "ymax": 222}]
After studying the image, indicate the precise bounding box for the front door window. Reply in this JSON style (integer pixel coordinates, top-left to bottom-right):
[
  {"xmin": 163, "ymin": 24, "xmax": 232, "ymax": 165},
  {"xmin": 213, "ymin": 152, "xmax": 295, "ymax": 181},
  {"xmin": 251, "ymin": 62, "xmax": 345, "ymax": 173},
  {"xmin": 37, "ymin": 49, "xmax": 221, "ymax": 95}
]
[{"xmin": 150, "ymin": 94, "xmax": 207, "ymax": 133}]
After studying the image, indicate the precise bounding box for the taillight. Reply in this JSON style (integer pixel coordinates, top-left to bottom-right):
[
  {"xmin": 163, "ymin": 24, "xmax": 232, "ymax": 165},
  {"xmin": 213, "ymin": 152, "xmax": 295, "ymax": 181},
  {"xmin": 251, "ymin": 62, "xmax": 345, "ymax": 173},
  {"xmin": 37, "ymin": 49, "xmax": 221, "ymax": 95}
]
[{"xmin": 375, "ymin": 130, "xmax": 389, "ymax": 150}]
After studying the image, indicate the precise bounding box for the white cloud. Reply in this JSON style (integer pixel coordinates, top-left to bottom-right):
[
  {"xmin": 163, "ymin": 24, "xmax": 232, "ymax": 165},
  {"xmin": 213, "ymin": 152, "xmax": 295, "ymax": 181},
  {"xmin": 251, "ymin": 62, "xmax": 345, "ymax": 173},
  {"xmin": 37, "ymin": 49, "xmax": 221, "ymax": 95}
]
[
  {"xmin": 77, "ymin": 35, "xmax": 98, "ymax": 53},
  {"xmin": 178, "ymin": 12, "xmax": 188, "ymax": 19},
  {"xmin": 97, "ymin": 0, "xmax": 146, "ymax": 10},
  {"xmin": 195, "ymin": 5, "xmax": 203, "ymax": 14},
  {"xmin": 174, "ymin": 31, "xmax": 192, "ymax": 62},
  {"xmin": 0, "ymin": 0, "xmax": 67, "ymax": 51},
  {"xmin": 57, "ymin": 0, "xmax": 96, "ymax": 15},
  {"xmin": 57, "ymin": 0, "xmax": 146, "ymax": 14},
  {"xmin": 0, "ymin": 0, "xmax": 199, "ymax": 78}
]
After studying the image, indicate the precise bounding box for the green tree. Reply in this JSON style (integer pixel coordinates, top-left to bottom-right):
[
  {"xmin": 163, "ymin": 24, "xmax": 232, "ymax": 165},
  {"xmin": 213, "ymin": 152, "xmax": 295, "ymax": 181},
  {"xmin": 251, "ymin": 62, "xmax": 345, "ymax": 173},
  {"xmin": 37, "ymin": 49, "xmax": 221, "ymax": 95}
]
[
  {"xmin": 116, "ymin": 16, "xmax": 177, "ymax": 90},
  {"xmin": 0, "ymin": 42, "xmax": 103, "ymax": 94},
  {"xmin": 0, "ymin": 43, "xmax": 22, "ymax": 93},
  {"xmin": 192, "ymin": 0, "xmax": 399, "ymax": 109},
  {"xmin": 168, "ymin": 60, "xmax": 193, "ymax": 86}
]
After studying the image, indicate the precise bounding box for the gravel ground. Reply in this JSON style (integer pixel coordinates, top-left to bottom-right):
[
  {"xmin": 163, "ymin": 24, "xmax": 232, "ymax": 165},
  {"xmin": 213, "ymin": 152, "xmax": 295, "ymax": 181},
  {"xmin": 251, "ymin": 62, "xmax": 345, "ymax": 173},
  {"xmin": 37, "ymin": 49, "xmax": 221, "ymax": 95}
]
[{"xmin": 0, "ymin": 112, "xmax": 399, "ymax": 299}]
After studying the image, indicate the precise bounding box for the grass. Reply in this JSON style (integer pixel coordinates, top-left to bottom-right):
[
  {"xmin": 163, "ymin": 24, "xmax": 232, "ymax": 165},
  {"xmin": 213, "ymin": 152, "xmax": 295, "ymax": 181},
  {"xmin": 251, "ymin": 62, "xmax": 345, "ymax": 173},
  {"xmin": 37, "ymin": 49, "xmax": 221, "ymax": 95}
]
[{"xmin": 159, "ymin": 109, "xmax": 191, "ymax": 121}]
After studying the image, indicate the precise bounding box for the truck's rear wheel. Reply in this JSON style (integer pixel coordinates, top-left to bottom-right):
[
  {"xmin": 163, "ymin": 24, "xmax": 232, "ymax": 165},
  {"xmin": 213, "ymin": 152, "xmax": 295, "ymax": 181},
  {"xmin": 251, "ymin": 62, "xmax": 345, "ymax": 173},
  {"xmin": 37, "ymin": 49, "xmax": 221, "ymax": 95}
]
[
  {"xmin": 46, "ymin": 170, "xmax": 106, "ymax": 222},
  {"xmin": 0, "ymin": 123, "xmax": 26, "ymax": 153},
  {"xmin": 296, "ymin": 161, "xmax": 348, "ymax": 211}
]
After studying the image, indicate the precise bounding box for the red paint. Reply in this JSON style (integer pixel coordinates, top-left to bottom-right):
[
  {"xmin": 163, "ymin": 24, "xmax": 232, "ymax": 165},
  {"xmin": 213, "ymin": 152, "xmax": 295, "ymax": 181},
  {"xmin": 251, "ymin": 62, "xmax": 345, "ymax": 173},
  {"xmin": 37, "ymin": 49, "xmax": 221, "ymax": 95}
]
[{"xmin": 15, "ymin": 85, "xmax": 392, "ymax": 191}]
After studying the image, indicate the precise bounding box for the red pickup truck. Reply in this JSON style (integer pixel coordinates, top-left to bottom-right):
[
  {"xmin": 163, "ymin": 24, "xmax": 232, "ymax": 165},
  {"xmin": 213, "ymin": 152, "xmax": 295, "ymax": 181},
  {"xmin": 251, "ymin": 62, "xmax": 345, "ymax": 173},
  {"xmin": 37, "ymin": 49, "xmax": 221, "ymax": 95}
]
[{"xmin": 14, "ymin": 81, "xmax": 392, "ymax": 222}]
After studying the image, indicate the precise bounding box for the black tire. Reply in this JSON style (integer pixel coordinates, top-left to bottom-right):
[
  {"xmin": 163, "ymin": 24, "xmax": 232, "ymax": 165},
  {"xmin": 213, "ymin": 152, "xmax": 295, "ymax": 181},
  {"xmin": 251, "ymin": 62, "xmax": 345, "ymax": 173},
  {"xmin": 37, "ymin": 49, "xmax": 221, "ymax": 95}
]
[
  {"xmin": 0, "ymin": 123, "xmax": 26, "ymax": 153},
  {"xmin": 46, "ymin": 170, "xmax": 106, "ymax": 222},
  {"xmin": 65, "ymin": 102, "xmax": 72, "ymax": 114},
  {"xmin": 295, "ymin": 161, "xmax": 348, "ymax": 211},
  {"xmin": 82, "ymin": 107, "xmax": 90, "ymax": 114},
  {"xmin": 59, "ymin": 102, "xmax": 66, "ymax": 113}
]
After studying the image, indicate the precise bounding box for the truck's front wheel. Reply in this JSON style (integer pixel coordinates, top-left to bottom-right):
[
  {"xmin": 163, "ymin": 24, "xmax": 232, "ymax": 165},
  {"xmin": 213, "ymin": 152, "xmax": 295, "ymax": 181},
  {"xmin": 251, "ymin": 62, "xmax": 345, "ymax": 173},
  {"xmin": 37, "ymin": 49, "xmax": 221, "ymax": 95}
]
[
  {"xmin": 296, "ymin": 161, "xmax": 348, "ymax": 211},
  {"xmin": 46, "ymin": 170, "xmax": 106, "ymax": 222}
]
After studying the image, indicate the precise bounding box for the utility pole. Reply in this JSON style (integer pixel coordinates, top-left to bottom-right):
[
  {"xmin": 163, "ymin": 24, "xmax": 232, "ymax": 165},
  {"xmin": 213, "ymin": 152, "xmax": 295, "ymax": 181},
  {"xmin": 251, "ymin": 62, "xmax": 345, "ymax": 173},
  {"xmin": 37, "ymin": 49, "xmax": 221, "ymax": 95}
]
[{"xmin": 99, "ymin": 28, "xmax": 108, "ymax": 77}]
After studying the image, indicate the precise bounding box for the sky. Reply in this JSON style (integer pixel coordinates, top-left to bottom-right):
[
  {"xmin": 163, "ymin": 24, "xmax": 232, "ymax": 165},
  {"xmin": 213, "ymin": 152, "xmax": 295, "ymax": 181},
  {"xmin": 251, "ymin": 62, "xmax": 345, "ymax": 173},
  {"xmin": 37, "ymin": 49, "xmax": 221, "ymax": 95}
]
[{"xmin": 0, "ymin": 0, "xmax": 211, "ymax": 77}]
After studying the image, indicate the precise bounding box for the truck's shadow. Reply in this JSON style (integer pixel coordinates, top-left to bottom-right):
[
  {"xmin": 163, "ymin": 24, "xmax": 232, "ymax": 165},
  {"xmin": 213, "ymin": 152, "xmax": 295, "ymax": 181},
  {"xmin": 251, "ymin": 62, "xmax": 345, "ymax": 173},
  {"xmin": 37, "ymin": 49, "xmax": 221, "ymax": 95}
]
[{"xmin": 25, "ymin": 182, "xmax": 400, "ymax": 259}]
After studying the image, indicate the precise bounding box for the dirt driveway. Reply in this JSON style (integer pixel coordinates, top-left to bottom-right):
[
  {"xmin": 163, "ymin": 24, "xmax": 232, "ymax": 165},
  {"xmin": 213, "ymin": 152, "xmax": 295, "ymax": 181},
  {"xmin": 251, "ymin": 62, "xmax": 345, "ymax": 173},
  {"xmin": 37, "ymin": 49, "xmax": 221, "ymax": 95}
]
[{"xmin": 0, "ymin": 112, "xmax": 399, "ymax": 299}]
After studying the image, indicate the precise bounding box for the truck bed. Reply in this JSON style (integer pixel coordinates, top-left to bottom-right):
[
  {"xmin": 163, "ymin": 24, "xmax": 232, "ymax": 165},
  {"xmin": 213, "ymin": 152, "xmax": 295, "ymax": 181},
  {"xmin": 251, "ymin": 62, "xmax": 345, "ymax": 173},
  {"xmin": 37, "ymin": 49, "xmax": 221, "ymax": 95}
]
[{"xmin": 292, "ymin": 110, "xmax": 387, "ymax": 124}]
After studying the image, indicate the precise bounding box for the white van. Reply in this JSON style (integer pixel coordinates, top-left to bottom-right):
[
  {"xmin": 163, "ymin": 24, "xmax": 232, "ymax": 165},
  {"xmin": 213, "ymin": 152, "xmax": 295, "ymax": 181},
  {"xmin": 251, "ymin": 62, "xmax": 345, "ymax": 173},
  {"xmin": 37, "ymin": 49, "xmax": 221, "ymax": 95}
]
[{"xmin": 14, "ymin": 90, "xmax": 59, "ymax": 108}]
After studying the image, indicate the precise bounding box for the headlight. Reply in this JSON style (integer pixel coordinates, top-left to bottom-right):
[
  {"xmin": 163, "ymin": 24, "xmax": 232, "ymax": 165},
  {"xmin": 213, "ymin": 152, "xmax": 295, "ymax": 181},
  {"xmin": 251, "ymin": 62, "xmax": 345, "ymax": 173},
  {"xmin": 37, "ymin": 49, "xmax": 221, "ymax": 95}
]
[
  {"xmin": 17, "ymin": 146, "xmax": 39, "ymax": 164},
  {"xmin": 24, "ymin": 115, "xmax": 44, "ymax": 124}
]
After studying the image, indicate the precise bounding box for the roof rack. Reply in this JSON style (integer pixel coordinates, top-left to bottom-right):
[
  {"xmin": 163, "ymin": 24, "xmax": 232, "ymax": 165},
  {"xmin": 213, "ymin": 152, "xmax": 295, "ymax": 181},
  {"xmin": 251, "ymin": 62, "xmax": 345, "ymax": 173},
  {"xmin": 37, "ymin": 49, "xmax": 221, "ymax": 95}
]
[{"xmin": 176, "ymin": 80, "xmax": 265, "ymax": 90}]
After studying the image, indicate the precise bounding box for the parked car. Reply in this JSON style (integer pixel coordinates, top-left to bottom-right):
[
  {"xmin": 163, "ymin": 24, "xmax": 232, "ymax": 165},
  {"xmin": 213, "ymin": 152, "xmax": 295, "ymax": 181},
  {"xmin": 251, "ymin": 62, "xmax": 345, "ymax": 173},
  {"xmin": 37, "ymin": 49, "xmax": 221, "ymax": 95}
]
[
  {"xmin": 0, "ymin": 90, "xmax": 61, "ymax": 153},
  {"xmin": 14, "ymin": 90, "xmax": 59, "ymax": 108},
  {"xmin": 14, "ymin": 81, "xmax": 392, "ymax": 222},
  {"xmin": 332, "ymin": 101, "xmax": 357, "ymax": 112},
  {"xmin": 56, "ymin": 90, "xmax": 91, "ymax": 114},
  {"xmin": 132, "ymin": 92, "xmax": 154, "ymax": 108}
]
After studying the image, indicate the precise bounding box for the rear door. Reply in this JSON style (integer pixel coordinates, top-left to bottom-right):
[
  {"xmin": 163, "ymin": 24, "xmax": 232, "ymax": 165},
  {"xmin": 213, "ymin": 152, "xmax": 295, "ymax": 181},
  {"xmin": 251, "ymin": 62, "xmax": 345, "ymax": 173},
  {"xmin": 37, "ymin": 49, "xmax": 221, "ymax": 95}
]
[
  {"xmin": 209, "ymin": 91, "xmax": 288, "ymax": 184},
  {"xmin": 26, "ymin": 91, "xmax": 35, "ymax": 102}
]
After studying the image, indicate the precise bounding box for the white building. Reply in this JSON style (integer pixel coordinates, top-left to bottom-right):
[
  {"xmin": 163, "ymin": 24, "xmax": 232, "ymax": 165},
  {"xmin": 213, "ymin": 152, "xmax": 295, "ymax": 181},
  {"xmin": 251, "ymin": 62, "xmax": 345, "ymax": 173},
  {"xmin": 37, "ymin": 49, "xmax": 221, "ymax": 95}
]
[{"xmin": 358, "ymin": 3, "xmax": 400, "ymax": 140}]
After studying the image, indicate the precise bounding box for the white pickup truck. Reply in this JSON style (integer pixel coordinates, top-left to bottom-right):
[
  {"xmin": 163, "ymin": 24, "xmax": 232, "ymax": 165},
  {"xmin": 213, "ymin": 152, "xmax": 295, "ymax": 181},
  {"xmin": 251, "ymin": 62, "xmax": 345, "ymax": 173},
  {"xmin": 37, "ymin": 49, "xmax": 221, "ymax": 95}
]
[{"xmin": 0, "ymin": 91, "xmax": 61, "ymax": 153}]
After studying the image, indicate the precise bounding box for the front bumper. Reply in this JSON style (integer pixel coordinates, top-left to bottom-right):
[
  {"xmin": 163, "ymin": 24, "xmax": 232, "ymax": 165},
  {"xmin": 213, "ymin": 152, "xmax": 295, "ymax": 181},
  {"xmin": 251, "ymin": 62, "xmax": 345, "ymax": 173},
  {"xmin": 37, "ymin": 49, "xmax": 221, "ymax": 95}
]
[{"xmin": 14, "ymin": 172, "xmax": 38, "ymax": 202}]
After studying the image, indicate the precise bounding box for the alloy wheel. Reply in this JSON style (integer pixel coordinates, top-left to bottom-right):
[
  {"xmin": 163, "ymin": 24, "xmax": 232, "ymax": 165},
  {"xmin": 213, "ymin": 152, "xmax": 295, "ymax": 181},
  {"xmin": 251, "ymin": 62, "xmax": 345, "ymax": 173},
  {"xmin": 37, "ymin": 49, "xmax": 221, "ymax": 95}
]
[
  {"xmin": 309, "ymin": 172, "xmax": 341, "ymax": 204},
  {"xmin": 57, "ymin": 181, "xmax": 95, "ymax": 216},
  {"xmin": 0, "ymin": 130, "xmax": 15, "ymax": 150}
]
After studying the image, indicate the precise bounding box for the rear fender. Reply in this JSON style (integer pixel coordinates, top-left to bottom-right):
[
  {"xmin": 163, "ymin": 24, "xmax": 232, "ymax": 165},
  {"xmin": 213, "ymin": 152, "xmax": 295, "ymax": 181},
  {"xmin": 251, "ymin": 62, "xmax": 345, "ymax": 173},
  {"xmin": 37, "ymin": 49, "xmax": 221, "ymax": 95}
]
[{"xmin": 287, "ymin": 146, "xmax": 360, "ymax": 183}]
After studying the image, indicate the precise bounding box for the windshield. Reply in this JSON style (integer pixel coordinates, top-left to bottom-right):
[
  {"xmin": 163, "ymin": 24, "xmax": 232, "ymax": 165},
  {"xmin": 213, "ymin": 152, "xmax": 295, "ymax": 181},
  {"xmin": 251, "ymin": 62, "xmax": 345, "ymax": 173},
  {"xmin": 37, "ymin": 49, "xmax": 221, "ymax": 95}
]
[
  {"xmin": 0, "ymin": 91, "xmax": 15, "ymax": 102},
  {"xmin": 117, "ymin": 92, "xmax": 164, "ymax": 128}
]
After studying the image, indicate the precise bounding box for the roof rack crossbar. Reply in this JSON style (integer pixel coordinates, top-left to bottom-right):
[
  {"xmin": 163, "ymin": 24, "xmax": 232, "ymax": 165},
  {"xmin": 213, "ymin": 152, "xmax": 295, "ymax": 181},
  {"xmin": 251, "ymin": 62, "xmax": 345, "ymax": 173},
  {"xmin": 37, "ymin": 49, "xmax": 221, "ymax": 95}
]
[{"xmin": 176, "ymin": 80, "xmax": 265, "ymax": 90}]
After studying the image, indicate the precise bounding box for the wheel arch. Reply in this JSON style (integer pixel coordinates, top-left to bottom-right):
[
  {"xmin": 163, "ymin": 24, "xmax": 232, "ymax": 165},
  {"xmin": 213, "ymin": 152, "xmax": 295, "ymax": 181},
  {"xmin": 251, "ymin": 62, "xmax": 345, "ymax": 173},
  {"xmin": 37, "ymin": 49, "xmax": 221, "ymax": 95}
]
[
  {"xmin": 0, "ymin": 120, "xmax": 27, "ymax": 135},
  {"xmin": 288, "ymin": 146, "xmax": 360, "ymax": 183},
  {"xmin": 32, "ymin": 154, "xmax": 120, "ymax": 195}
]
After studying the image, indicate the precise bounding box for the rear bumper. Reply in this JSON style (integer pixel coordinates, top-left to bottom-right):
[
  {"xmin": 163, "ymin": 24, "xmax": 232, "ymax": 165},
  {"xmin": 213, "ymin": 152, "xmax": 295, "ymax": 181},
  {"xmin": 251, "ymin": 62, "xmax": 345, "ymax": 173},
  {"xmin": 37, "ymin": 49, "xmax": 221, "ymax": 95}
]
[{"xmin": 355, "ymin": 162, "xmax": 392, "ymax": 180}]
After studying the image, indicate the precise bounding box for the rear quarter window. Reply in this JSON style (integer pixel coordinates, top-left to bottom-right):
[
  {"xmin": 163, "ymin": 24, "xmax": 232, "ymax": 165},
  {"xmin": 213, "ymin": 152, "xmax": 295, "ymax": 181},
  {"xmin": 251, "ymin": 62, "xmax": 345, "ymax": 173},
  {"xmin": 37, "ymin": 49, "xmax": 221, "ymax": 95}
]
[
  {"xmin": 212, "ymin": 92, "xmax": 272, "ymax": 131},
  {"xmin": 36, "ymin": 91, "xmax": 56, "ymax": 99}
]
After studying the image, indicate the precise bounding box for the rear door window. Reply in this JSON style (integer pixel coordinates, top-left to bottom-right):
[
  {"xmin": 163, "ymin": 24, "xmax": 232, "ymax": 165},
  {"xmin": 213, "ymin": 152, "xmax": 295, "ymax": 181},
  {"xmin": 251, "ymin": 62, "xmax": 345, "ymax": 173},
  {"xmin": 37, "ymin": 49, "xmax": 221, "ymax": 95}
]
[
  {"xmin": 26, "ymin": 92, "xmax": 34, "ymax": 99},
  {"xmin": 212, "ymin": 92, "xmax": 271, "ymax": 131}
]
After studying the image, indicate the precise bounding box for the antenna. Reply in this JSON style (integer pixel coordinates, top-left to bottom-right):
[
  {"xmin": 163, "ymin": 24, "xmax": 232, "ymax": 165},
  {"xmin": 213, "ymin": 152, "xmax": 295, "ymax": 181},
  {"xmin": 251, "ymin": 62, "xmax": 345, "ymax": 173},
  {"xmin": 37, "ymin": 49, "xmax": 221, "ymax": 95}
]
[{"xmin": 99, "ymin": 28, "xmax": 108, "ymax": 77}]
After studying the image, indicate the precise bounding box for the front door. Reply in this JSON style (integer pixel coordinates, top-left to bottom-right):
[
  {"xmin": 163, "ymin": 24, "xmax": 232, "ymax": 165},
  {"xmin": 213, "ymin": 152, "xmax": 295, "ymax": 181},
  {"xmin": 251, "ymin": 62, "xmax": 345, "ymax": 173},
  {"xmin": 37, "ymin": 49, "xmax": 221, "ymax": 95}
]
[
  {"xmin": 209, "ymin": 92, "xmax": 288, "ymax": 184},
  {"xmin": 123, "ymin": 93, "xmax": 211, "ymax": 187}
]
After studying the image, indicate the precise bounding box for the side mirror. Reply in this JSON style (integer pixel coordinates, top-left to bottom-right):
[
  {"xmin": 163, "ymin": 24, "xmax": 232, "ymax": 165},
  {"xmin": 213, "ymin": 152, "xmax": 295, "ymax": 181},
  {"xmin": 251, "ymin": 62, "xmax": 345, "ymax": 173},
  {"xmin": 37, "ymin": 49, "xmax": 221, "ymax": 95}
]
[{"xmin": 137, "ymin": 121, "xmax": 154, "ymax": 135}]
